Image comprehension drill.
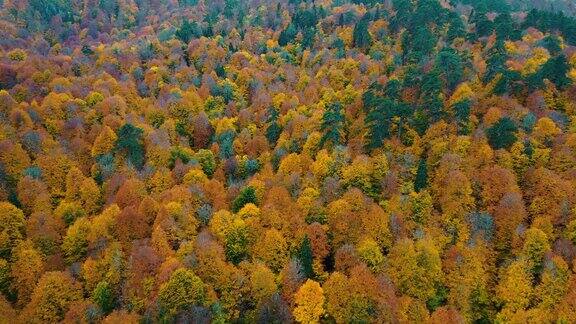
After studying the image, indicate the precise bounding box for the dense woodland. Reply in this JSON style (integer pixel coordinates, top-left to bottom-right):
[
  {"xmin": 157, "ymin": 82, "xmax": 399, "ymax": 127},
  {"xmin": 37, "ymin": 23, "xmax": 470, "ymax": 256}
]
[{"xmin": 0, "ymin": 0, "xmax": 576, "ymax": 323}]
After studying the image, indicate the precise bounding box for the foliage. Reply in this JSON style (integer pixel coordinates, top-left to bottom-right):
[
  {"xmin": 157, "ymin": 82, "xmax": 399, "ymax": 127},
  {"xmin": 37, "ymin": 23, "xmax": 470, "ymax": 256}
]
[
  {"xmin": 93, "ymin": 280, "xmax": 116, "ymax": 314},
  {"xmin": 158, "ymin": 268, "xmax": 206, "ymax": 319},
  {"xmin": 115, "ymin": 124, "xmax": 145, "ymax": 170},
  {"xmin": 0, "ymin": 202, "xmax": 25, "ymax": 258},
  {"xmin": 231, "ymin": 186, "xmax": 258, "ymax": 213},
  {"xmin": 486, "ymin": 117, "xmax": 518, "ymax": 150},
  {"xmin": 320, "ymin": 101, "xmax": 346, "ymax": 148},
  {"xmin": 195, "ymin": 149, "xmax": 216, "ymax": 177},
  {"xmin": 414, "ymin": 158, "xmax": 428, "ymax": 192},
  {"xmin": 297, "ymin": 236, "xmax": 314, "ymax": 279},
  {"xmin": 0, "ymin": 0, "xmax": 574, "ymax": 322},
  {"xmin": 352, "ymin": 16, "xmax": 372, "ymax": 51},
  {"xmin": 293, "ymin": 280, "xmax": 324, "ymax": 324},
  {"xmin": 20, "ymin": 272, "xmax": 82, "ymax": 323}
]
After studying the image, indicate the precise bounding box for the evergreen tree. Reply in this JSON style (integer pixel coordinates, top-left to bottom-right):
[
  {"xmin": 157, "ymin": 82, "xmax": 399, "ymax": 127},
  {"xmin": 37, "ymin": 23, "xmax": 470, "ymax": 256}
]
[
  {"xmin": 412, "ymin": 0, "xmax": 446, "ymax": 28},
  {"xmin": 453, "ymin": 99, "xmax": 471, "ymax": 135},
  {"xmin": 320, "ymin": 101, "xmax": 345, "ymax": 148},
  {"xmin": 472, "ymin": 10, "xmax": 494, "ymax": 37},
  {"xmin": 492, "ymin": 70, "xmax": 521, "ymax": 95},
  {"xmin": 421, "ymin": 69, "xmax": 444, "ymax": 123},
  {"xmin": 298, "ymin": 235, "xmax": 314, "ymax": 278},
  {"xmin": 540, "ymin": 35, "xmax": 562, "ymax": 56},
  {"xmin": 266, "ymin": 107, "xmax": 283, "ymax": 148},
  {"xmin": 447, "ymin": 12, "xmax": 466, "ymax": 41},
  {"xmin": 293, "ymin": 7, "xmax": 318, "ymax": 29},
  {"xmin": 484, "ymin": 39, "xmax": 507, "ymax": 83},
  {"xmin": 115, "ymin": 123, "xmax": 145, "ymax": 170},
  {"xmin": 279, "ymin": 24, "xmax": 297, "ymax": 46},
  {"xmin": 333, "ymin": 38, "xmax": 346, "ymax": 59},
  {"xmin": 179, "ymin": 0, "xmax": 199, "ymax": 6},
  {"xmin": 92, "ymin": 280, "xmax": 116, "ymax": 314},
  {"xmin": 217, "ymin": 131, "xmax": 235, "ymax": 159},
  {"xmin": 408, "ymin": 26, "xmax": 437, "ymax": 63},
  {"xmin": 414, "ymin": 158, "xmax": 428, "ymax": 192},
  {"xmin": 390, "ymin": 0, "xmax": 414, "ymax": 32},
  {"xmin": 537, "ymin": 54, "xmax": 572, "ymax": 90},
  {"xmin": 435, "ymin": 48, "xmax": 464, "ymax": 91},
  {"xmin": 522, "ymin": 9, "xmax": 576, "ymax": 45},
  {"xmin": 352, "ymin": 16, "xmax": 372, "ymax": 50},
  {"xmin": 364, "ymin": 81, "xmax": 412, "ymax": 149},
  {"xmin": 494, "ymin": 12, "xmax": 517, "ymax": 40},
  {"xmin": 486, "ymin": 117, "xmax": 518, "ymax": 150},
  {"xmin": 232, "ymin": 186, "xmax": 258, "ymax": 213},
  {"xmin": 385, "ymin": 79, "xmax": 402, "ymax": 100},
  {"xmin": 365, "ymin": 99, "xmax": 393, "ymax": 150},
  {"xmin": 302, "ymin": 27, "xmax": 316, "ymax": 49},
  {"xmin": 28, "ymin": 0, "xmax": 74, "ymax": 23},
  {"xmin": 176, "ymin": 20, "xmax": 199, "ymax": 44},
  {"xmin": 224, "ymin": 0, "xmax": 240, "ymax": 19}
]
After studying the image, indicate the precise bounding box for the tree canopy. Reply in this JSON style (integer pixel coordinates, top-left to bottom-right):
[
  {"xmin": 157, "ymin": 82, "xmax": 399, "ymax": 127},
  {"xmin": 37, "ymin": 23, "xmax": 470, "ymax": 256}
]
[{"xmin": 0, "ymin": 0, "xmax": 575, "ymax": 322}]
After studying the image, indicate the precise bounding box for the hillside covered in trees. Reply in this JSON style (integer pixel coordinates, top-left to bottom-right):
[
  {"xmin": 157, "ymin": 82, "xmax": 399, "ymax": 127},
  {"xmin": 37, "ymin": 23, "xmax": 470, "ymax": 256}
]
[{"xmin": 1, "ymin": 0, "xmax": 576, "ymax": 323}]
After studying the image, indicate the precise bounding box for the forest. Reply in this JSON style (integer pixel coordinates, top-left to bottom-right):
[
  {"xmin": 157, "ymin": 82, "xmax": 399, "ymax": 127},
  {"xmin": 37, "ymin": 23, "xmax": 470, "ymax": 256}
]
[{"xmin": 0, "ymin": 0, "xmax": 576, "ymax": 323}]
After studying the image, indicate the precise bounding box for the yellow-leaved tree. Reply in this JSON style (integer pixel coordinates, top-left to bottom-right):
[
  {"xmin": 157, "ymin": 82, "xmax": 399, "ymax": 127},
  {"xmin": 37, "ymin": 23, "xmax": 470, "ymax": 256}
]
[
  {"xmin": 91, "ymin": 125, "xmax": 118, "ymax": 157},
  {"xmin": 293, "ymin": 279, "xmax": 325, "ymax": 324}
]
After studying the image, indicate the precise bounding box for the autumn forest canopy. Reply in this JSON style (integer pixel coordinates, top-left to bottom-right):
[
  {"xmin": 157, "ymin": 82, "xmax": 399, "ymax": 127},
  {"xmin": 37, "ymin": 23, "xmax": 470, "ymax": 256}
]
[{"xmin": 1, "ymin": 0, "xmax": 576, "ymax": 323}]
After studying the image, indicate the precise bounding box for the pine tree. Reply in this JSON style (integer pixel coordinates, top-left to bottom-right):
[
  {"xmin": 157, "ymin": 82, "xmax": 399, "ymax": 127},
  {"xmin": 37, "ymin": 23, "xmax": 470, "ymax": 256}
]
[
  {"xmin": 421, "ymin": 69, "xmax": 444, "ymax": 123},
  {"xmin": 486, "ymin": 117, "xmax": 518, "ymax": 150},
  {"xmin": 453, "ymin": 99, "xmax": 471, "ymax": 135},
  {"xmin": 352, "ymin": 16, "xmax": 372, "ymax": 50},
  {"xmin": 175, "ymin": 20, "xmax": 197, "ymax": 44},
  {"xmin": 447, "ymin": 12, "xmax": 466, "ymax": 41},
  {"xmin": 115, "ymin": 123, "xmax": 145, "ymax": 170},
  {"xmin": 414, "ymin": 158, "xmax": 428, "ymax": 192},
  {"xmin": 320, "ymin": 101, "xmax": 345, "ymax": 148},
  {"xmin": 278, "ymin": 24, "xmax": 297, "ymax": 46},
  {"xmin": 302, "ymin": 27, "xmax": 317, "ymax": 49},
  {"xmin": 435, "ymin": 48, "xmax": 463, "ymax": 91},
  {"xmin": 541, "ymin": 35, "xmax": 562, "ymax": 55},
  {"xmin": 473, "ymin": 11, "xmax": 494, "ymax": 37},
  {"xmin": 407, "ymin": 26, "xmax": 437, "ymax": 63},
  {"xmin": 537, "ymin": 54, "xmax": 572, "ymax": 90},
  {"xmin": 391, "ymin": 0, "xmax": 414, "ymax": 32},
  {"xmin": 232, "ymin": 186, "xmax": 258, "ymax": 213},
  {"xmin": 92, "ymin": 280, "xmax": 116, "ymax": 314},
  {"xmin": 484, "ymin": 40, "xmax": 507, "ymax": 82},
  {"xmin": 364, "ymin": 82, "xmax": 412, "ymax": 149},
  {"xmin": 266, "ymin": 108, "xmax": 282, "ymax": 148},
  {"xmin": 365, "ymin": 98, "xmax": 393, "ymax": 150},
  {"xmin": 298, "ymin": 235, "xmax": 314, "ymax": 278},
  {"xmin": 494, "ymin": 12, "xmax": 519, "ymax": 41}
]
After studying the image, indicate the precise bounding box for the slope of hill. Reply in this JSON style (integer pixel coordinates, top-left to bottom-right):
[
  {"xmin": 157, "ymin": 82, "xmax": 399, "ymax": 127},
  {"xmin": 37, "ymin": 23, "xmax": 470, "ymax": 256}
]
[{"xmin": 0, "ymin": 0, "xmax": 575, "ymax": 322}]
